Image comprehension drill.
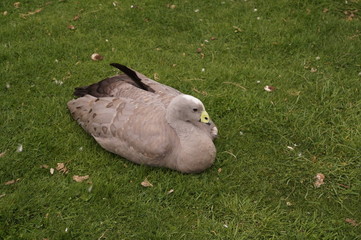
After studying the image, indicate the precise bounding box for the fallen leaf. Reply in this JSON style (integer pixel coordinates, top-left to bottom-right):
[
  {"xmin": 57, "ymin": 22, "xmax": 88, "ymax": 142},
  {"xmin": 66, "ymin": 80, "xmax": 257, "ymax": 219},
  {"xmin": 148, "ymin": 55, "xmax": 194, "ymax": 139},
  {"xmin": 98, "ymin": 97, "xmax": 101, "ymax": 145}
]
[
  {"xmin": 40, "ymin": 164, "xmax": 49, "ymax": 169},
  {"xmin": 72, "ymin": 175, "xmax": 89, "ymax": 182},
  {"xmin": 14, "ymin": 2, "xmax": 21, "ymax": 8},
  {"xmin": 0, "ymin": 193, "xmax": 6, "ymax": 198},
  {"xmin": 0, "ymin": 151, "xmax": 6, "ymax": 158},
  {"xmin": 56, "ymin": 162, "xmax": 69, "ymax": 174},
  {"xmin": 217, "ymin": 168, "xmax": 222, "ymax": 173},
  {"xmin": 67, "ymin": 25, "xmax": 76, "ymax": 30},
  {"xmin": 153, "ymin": 73, "xmax": 159, "ymax": 80},
  {"xmin": 344, "ymin": 10, "xmax": 358, "ymax": 21},
  {"xmin": 345, "ymin": 218, "xmax": 359, "ymax": 226},
  {"xmin": 3, "ymin": 11, "xmax": 9, "ymax": 16},
  {"xmin": 196, "ymin": 47, "xmax": 202, "ymax": 53},
  {"xmin": 167, "ymin": 4, "xmax": 176, "ymax": 9},
  {"xmin": 50, "ymin": 168, "xmax": 55, "ymax": 175},
  {"xmin": 210, "ymin": 36, "xmax": 217, "ymax": 40},
  {"xmin": 310, "ymin": 67, "xmax": 318, "ymax": 73},
  {"xmin": 141, "ymin": 179, "xmax": 153, "ymax": 187},
  {"xmin": 314, "ymin": 173, "xmax": 325, "ymax": 188},
  {"xmin": 323, "ymin": 8, "xmax": 329, "ymax": 13},
  {"xmin": 73, "ymin": 15, "xmax": 80, "ymax": 21},
  {"xmin": 4, "ymin": 178, "xmax": 20, "ymax": 185},
  {"xmin": 16, "ymin": 144, "xmax": 23, "ymax": 152},
  {"xmin": 233, "ymin": 26, "xmax": 242, "ymax": 33},
  {"xmin": 264, "ymin": 85, "xmax": 276, "ymax": 92},
  {"xmin": 167, "ymin": 189, "xmax": 174, "ymax": 194},
  {"xmin": 91, "ymin": 53, "xmax": 103, "ymax": 61}
]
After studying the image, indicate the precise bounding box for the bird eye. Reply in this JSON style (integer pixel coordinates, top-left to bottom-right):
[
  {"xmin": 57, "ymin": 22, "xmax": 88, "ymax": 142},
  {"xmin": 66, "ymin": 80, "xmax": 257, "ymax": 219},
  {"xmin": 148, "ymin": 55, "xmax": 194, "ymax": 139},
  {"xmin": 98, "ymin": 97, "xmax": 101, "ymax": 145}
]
[
  {"xmin": 192, "ymin": 108, "xmax": 198, "ymax": 112},
  {"xmin": 205, "ymin": 117, "xmax": 209, "ymax": 120}
]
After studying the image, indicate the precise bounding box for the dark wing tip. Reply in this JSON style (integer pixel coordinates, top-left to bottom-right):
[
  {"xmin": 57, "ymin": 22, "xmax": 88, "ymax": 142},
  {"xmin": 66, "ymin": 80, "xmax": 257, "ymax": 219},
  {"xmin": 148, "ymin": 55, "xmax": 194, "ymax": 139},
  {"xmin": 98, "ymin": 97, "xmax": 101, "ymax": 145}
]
[{"xmin": 110, "ymin": 63, "xmax": 155, "ymax": 93}]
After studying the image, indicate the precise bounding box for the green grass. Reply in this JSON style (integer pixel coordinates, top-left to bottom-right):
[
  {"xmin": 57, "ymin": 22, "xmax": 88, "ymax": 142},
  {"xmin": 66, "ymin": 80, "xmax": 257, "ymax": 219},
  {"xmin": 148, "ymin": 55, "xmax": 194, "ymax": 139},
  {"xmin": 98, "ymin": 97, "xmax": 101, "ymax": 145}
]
[{"xmin": 1, "ymin": 0, "xmax": 361, "ymax": 239}]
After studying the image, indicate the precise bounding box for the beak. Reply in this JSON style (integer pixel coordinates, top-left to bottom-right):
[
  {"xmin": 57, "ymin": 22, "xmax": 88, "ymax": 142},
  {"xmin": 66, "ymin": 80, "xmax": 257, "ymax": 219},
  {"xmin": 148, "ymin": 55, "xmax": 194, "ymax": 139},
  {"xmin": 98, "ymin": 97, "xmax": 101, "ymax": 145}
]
[{"xmin": 200, "ymin": 110, "xmax": 210, "ymax": 124}]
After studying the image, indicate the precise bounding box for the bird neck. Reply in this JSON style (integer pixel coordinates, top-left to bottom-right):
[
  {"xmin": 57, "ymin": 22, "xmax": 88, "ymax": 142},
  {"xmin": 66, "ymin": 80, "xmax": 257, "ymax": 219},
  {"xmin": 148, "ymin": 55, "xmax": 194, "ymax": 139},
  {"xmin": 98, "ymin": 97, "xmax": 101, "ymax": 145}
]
[{"xmin": 167, "ymin": 120, "xmax": 216, "ymax": 173}]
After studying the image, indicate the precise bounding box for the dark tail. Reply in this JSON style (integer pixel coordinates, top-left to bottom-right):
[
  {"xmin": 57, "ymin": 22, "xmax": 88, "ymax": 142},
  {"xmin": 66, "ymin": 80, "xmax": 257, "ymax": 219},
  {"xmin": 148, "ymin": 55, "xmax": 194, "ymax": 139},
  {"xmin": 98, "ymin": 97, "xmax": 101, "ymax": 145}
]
[{"xmin": 110, "ymin": 63, "xmax": 155, "ymax": 93}]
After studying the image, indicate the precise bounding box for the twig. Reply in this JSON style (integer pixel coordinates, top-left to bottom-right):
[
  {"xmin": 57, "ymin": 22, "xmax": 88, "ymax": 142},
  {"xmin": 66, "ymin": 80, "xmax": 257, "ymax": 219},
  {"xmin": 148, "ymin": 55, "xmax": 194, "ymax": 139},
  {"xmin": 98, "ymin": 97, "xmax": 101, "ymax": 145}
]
[{"xmin": 223, "ymin": 82, "xmax": 247, "ymax": 90}]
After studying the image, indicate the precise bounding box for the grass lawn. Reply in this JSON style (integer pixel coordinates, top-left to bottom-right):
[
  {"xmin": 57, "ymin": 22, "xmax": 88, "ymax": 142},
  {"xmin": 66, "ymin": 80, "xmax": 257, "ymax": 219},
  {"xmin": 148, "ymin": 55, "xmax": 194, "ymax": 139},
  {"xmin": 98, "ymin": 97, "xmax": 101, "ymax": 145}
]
[{"xmin": 1, "ymin": 0, "xmax": 361, "ymax": 239}]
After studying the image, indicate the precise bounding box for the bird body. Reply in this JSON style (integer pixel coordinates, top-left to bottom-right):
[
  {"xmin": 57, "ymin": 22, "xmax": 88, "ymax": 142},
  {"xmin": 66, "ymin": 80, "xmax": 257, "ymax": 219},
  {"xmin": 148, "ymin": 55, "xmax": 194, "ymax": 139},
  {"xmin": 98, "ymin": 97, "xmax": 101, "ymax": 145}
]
[{"xmin": 67, "ymin": 64, "xmax": 217, "ymax": 173}]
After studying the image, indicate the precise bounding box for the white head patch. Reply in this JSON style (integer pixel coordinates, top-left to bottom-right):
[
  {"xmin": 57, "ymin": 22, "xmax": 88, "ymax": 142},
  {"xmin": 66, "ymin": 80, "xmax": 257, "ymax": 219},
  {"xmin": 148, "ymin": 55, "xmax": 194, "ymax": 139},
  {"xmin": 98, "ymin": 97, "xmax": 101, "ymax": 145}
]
[{"xmin": 182, "ymin": 95, "xmax": 204, "ymax": 109}]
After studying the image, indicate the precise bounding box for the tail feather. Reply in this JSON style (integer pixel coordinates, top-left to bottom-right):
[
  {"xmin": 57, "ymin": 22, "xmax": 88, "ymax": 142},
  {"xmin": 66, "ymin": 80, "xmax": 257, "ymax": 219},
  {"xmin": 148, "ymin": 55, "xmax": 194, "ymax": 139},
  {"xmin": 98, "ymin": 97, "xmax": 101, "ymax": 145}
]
[{"xmin": 110, "ymin": 63, "xmax": 155, "ymax": 93}]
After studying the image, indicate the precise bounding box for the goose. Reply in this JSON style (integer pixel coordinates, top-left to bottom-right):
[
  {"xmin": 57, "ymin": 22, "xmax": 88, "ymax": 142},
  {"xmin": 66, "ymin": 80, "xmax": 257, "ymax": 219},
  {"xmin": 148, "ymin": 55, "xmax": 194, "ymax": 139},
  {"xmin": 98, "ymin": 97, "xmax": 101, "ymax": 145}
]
[{"xmin": 67, "ymin": 63, "xmax": 218, "ymax": 173}]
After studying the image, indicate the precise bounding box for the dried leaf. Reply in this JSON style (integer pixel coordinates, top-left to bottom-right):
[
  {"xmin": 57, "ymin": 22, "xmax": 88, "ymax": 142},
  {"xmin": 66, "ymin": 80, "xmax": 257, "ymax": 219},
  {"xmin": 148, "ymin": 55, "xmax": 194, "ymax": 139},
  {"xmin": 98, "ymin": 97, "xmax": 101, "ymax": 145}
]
[
  {"xmin": 72, "ymin": 175, "xmax": 89, "ymax": 182},
  {"xmin": 264, "ymin": 85, "xmax": 276, "ymax": 92},
  {"xmin": 344, "ymin": 10, "xmax": 358, "ymax": 21},
  {"xmin": 67, "ymin": 25, "xmax": 76, "ymax": 30},
  {"xmin": 310, "ymin": 67, "xmax": 318, "ymax": 73},
  {"xmin": 345, "ymin": 218, "xmax": 359, "ymax": 226},
  {"xmin": 73, "ymin": 15, "xmax": 80, "ymax": 21},
  {"xmin": 56, "ymin": 162, "xmax": 69, "ymax": 174},
  {"xmin": 40, "ymin": 164, "xmax": 49, "ymax": 169},
  {"xmin": 314, "ymin": 173, "xmax": 325, "ymax": 188},
  {"xmin": 4, "ymin": 178, "xmax": 20, "ymax": 185},
  {"xmin": 166, "ymin": 4, "xmax": 176, "ymax": 9},
  {"xmin": 196, "ymin": 47, "xmax": 202, "ymax": 53},
  {"xmin": 50, "ymin": 168, "xmax": 55, "ymax": 175},
  {"xmin": 153, "ymin": 73, "xmax": 159, "ymax": 80},
  {"xmin": 0, "ymin": 151, "xmax": 6, "ymax": 158},
  {"xmin": 3, "ymin": 11, "xmax": 8, "ymax": 16},
  {"xmin": 91, "ymin": 53, "xmax": 103, "ymax": 61},
  {"xmin": 0, "ymin": 193, "xmax": 6, "ymax": 198},
  {"xmin": 233, "ymin": 26, "xmax": 242, "ymax": 33},
  {"xmin": 217, "ymin": 168, "xmax": 222, "ymax": 173},
  {"xmin": 14, "ymin": 2, "xmax": 21, "ymax": 8},
  {"xmin": 16, "ymin": 144, "xmax": 23, "ymax": 152},
  {"xmin": 167, "ymin": 189, "xmax": 174, "ymax": 194},
  {"xmin": 210, "ymin": 36, "xmax": 217, "ymax": 40},
  {"xmin": 141, "ymin": 179, "xmax": 153, "ymax": 187}
]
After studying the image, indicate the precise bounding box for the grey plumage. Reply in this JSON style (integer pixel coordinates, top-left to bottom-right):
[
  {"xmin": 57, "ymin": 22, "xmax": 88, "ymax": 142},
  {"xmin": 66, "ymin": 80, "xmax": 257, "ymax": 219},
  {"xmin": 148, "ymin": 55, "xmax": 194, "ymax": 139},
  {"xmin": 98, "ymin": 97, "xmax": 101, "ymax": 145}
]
[{"xmin": 67, "ymin": 64, "xmax": 217, "ymax": 173}]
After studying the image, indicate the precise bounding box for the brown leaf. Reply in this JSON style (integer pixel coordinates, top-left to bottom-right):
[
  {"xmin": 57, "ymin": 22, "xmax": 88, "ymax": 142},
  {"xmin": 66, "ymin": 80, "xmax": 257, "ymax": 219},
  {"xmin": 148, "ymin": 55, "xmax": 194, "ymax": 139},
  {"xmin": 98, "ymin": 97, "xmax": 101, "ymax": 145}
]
[
  {"xmin": 0, "ymin": 151, "xmax": 6, "ymax": 158},
  {"xmin": 73, "ymin": 15, "xmax": 80, "ymax": 21},
  {"xmin": 72, "ymin": 175, "xmax": 89, "ymax": 182},
  {"xmin": 167, "ymin": 189, "xmax": 174, "ymax": 194},
  {"xmin": 4, "ymin": 178, "xmax": 20, "ymax": 185},
  {"xmin": 166, "ymin": 4, "xmax": 176, "ymax": 9},
  {"xmin": 323, "ymin": 8, "xmax": 329, "ymax": 13},
  {"xmin": 40, "ymin": 164, "xmax": 49, "ymax": 169},
  {"xmin": 344, "ymin": 10, "xmax": 358, "ymax": 21},
  {"xmin": 345, "ymin": 218, "xmax": 359, "ymax": 226},
  {"xmin": 14, "ymin": 2, "xmax": 21, "ymax": 8},
  {"xmin": 56, "ymin": 162, "xmax": 69, "ymax": 174},
  {"xmin": 196, "ymin": 47, "xmax": 202, "ymax": 53},
  {"xmin": 91, "ymin": 53, "xmax": 103, "ymax": 61},
  {"xmin": 314, "ymin": 173, "xmax": 325, "ymax": 188},
  {"xmin": 210, "ymin": 36, "xmax": 217, "ymax": 40},
  {"xmin": 264, "ymin": 85, "xmax": 276, "ymax": 92},
  {"xmin": 217, "ymin": 168, "xmax": 222, "ymax": 173},
  {"xmin": 141, "ymin": 179, "xmax": 153, "ymax": 187},
  {"xmin": 67, "ymin": 25, "xmax": 76, "ymax": 30}
]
